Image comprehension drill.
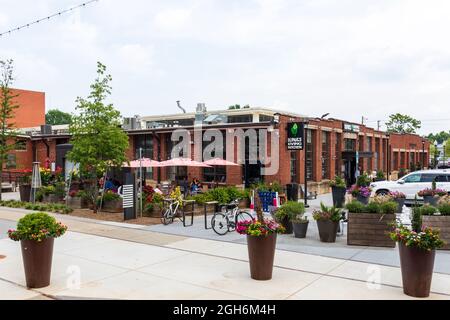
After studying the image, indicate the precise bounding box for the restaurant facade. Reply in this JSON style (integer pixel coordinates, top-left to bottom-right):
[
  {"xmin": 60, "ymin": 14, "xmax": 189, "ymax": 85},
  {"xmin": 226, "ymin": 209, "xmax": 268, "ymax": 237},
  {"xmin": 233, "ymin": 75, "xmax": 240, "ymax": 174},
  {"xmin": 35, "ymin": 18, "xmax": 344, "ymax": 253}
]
[{"xmin": 4, "ymin": 94, "xmax": 430, "ymax": 194}]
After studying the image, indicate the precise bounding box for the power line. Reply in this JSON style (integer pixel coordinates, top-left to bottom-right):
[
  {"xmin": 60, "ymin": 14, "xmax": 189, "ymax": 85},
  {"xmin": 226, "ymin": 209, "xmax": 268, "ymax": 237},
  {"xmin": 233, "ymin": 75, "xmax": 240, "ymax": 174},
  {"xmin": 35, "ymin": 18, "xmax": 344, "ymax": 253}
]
[{"xmin": 0, "ymin": 0, "xmax": 99, "ymax": 38}]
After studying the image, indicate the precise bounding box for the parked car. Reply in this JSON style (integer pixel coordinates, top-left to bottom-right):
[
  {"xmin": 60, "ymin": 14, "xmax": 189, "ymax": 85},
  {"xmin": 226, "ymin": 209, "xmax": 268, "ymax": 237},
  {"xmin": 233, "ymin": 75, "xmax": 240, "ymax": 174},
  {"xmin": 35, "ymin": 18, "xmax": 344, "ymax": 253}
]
[{"xmin": 370, "ymin": 169, "xmax": 450, "ymax": 204}]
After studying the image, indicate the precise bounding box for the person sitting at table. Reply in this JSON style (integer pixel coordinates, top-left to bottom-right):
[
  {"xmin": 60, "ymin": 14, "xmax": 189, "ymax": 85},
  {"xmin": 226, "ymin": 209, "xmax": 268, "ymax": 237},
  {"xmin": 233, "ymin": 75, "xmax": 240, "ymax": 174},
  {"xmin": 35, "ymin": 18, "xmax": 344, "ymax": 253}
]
[{"xmin": 190, "ymin": 177, "xmax": 202, "ymax": 194}]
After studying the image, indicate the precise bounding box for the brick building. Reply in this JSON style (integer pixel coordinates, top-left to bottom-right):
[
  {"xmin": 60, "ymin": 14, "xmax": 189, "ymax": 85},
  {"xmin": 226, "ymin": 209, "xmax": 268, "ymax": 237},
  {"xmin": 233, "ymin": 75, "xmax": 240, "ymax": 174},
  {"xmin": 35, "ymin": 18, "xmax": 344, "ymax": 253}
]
[{"xmin": 5, "ymin": 103, "xmax": 430, "ymax": 194}]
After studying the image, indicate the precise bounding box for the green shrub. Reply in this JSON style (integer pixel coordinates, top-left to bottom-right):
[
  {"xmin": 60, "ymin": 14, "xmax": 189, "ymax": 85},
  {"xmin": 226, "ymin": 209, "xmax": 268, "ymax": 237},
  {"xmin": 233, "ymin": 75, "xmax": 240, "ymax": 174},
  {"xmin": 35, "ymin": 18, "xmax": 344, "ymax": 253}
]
[
  {"xmin": 416, "ymin": 204, "xmax": 438, "ymax": 216},
  {"xmin": 345, "ymin": 200, "xmax": 365, "ymax": 213},
  {"xmin": 7, "ymin": 212, "xmax": 67, "ymax": 242},
  {"xmin": 438, "ymin": 203, "xmax": 450, "ymax": 216},
  {"xmin": 274, "ymin": 201, "xmax": 305, "ymax": 221},
  {"xmin": 356, "ymin": 173, "xmax": 371, "ymax": 187},
  {"xmin": 329, "ymin": 175, "xmax": 346, "ymax": 188},
  {"xmin": 365, "ymin": 202, "xmax": 381, "ymax": 213},
  {"xmin": 380, "ymin": 201, "xmax": 398, "ymax": 214}
]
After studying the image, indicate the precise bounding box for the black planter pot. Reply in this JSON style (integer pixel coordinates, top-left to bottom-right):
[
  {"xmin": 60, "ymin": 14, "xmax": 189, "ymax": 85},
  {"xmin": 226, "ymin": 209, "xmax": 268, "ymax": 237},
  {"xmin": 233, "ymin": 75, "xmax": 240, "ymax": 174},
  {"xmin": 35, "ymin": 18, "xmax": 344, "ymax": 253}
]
[
  {"xmin": 316, "ymin": 220, "xmax": 339, "ymax": 243},
  {"xmin": 331, "ymin": 186, "xmax": 346, "ymax": 208},
  {"xmin": 281, "ymin": 216, "xmax": 293, "ymax": 234},
  {"xmin": 19, "ymin": 184, "xmax": 31, "ymax": 202},
  {"xmin": 247, "ymin": 233, "xmax": 277, "ymax": 280},
  {"xmin": 423, "ymin": 196, "xmax": 438, "ymax": 206},
  {"xmin": 356, "ymin": 195, "xmax": 369, "ymax": 205},
  {"xmin": 293, "ymin": 221, "xmax": 308, "ymax": 238},
  {"xmin": 394, "ymin": 198, "xmax": 406, "ymax": 213},
  {"xmin": 21, "ymin": 238, "xmax": 54, "ymax": 288}
]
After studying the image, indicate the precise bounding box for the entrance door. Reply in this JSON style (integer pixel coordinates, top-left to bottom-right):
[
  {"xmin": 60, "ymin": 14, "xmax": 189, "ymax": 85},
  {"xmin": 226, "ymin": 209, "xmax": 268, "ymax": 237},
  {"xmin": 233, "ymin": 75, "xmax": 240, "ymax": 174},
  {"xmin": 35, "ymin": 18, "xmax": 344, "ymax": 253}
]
[
  {"xmin": 343, "ymin": 158, "xmax": 356, "ymax": 187},
  {"xmin": 244, "ymin": 161, "xmax": 262, "ymax": 188}
]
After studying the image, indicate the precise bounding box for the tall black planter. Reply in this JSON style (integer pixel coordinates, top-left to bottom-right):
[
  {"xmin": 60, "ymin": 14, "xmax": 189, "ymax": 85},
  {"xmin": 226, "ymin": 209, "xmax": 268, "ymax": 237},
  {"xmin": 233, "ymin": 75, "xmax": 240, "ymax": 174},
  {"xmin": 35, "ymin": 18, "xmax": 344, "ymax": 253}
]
[
  {"xmin": 395, "ymin": 198, "xmax": 405, "ymax": 213},
  {"xmin": 281, "ymin": 216, "xmax": 293, "ymax": 234},
  {"xmin": 331, "ymin": 186, "xmax": 346, "ymax": 208},
  {"xmin": 19, "ymin": 185, "xmax": 31, "ymax": 202},
  {"xmin": 423, "ymin": 196, "xmax": 438, "ymax": 206},
  {"xmin": 356, "ymin": 195, "xmax": 369, "ymax": 205}
]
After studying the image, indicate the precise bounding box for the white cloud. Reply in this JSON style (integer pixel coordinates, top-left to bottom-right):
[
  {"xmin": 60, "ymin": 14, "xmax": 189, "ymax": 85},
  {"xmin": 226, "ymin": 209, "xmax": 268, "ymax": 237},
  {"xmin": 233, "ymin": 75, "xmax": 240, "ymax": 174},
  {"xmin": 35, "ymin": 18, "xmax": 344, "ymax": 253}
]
[{"xmin": 154, "ymin": 8, "xmax": 192, "ymax": 31}]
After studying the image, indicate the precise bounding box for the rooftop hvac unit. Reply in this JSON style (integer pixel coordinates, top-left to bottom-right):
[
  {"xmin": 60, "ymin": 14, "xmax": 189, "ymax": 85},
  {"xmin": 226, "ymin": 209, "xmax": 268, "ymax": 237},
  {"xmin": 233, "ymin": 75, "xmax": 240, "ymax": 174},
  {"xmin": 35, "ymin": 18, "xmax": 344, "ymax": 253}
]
[
  {"xmin": 40, "ymin": 125, "xmax": 52, "ymax": 135},
  {"xmin": 123, "ymin": 117, "xmax": 141, "ymax": 130},
  {"xmin": 196, "ymin": 103, "xmax": 206, "ymax": 113}
]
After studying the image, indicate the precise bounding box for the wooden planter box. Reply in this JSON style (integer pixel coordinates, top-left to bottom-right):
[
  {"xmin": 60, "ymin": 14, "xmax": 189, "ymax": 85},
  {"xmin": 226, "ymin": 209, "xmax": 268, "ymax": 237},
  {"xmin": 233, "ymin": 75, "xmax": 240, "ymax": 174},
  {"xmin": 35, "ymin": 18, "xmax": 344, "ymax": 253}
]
[
  {"xmin": 347, "ymin": 212, "xmax": 396, "ymax": 248},
  {"xmin": 101, "ymin": 199, "xmax": 123, "ymax": 213},
  {"xmin": 422, "ymin": 215, "xmax": 450, "ymax": 250},
  {"xmin": 67, "ymin": 196, "xmax": 89, "ymax": 209},
  {"xmin": 42, "ymin": 194, "xmax": 63, "ymax": 203}
]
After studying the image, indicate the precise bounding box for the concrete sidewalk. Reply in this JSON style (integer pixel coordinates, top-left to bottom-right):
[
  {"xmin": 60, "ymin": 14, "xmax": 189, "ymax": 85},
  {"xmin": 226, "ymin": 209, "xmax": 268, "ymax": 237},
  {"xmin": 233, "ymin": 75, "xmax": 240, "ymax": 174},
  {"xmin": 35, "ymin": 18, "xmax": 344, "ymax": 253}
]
[{"xmin": 0, "ymin": 208, "xmax": 450, "ymax": 300}]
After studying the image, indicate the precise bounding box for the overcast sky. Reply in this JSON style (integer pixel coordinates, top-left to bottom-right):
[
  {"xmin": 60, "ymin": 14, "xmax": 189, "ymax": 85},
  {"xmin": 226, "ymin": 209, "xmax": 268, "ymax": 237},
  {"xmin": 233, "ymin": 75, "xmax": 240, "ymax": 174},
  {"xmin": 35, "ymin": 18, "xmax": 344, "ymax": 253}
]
[{"xmin": 1, "ymin": 0, "xmax": 449, "ymax": 135}]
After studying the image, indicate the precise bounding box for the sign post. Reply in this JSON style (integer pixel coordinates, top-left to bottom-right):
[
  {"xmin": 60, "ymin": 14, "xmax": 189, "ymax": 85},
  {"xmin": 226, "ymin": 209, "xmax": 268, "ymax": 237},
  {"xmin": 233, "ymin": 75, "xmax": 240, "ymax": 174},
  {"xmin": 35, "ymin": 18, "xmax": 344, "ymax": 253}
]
[{"xmin": 287, "ymin": 122, "xmax": 308, "ymax": 207}]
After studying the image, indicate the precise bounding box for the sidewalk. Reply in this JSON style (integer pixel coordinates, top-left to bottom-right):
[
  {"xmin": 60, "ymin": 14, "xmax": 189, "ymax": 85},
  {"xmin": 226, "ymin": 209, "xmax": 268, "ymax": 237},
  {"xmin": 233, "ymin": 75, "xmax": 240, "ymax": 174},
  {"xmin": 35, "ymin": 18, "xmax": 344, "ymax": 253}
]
[{"xmin": 0, "ymin": 207, "xmax": 449, "ymax": 300}]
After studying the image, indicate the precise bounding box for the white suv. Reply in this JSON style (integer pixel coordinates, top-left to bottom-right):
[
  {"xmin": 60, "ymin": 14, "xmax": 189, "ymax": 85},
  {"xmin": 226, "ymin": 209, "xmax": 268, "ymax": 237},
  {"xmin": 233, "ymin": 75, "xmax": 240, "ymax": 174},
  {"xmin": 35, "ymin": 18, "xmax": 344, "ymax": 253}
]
[{"xmin": 370, "ymin": 169, "xmax": 450, "ymax": 203}]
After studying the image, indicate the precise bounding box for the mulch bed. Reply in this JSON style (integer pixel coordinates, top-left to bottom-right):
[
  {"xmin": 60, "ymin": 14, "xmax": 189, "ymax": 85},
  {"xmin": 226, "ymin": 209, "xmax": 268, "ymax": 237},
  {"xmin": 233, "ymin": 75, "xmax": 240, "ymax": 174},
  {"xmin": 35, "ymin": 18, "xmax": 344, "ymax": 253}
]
[{"xmin": 68, "ymin": 209, "xmax": 162, "ymax": 226}]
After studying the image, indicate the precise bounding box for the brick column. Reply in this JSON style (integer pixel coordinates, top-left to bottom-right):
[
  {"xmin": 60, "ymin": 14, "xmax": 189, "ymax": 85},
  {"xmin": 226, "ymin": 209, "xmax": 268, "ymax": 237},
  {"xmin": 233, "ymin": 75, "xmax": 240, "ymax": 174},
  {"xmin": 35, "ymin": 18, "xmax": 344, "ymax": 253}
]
[{"xmin": 329, "ymin": 131, "xmax": 336, "ymax": 179}]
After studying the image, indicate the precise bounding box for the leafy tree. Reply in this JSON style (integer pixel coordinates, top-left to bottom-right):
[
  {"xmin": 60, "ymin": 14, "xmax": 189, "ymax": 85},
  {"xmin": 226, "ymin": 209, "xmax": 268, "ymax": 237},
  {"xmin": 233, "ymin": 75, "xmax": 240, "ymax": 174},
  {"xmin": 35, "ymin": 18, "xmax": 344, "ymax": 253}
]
[
  {"xmin": 228, "ymin": 104, "xmax": 241, "ymax": 110},
  {"xmin": 385, "ymin": 113, "xmax": 421, "ymax": 134},
  {"xmin": 427, "ymin": 131, "xmax": 450, "ymax": 144},
  {"xmin": 68, "ymin": 62, "xmax": 129, "ymax": 213},
  {"xmin": 0, "ymin": 59, "xmax": 19, "ymax": 201},
  {"xmin": 45, "ymin": 109, "xmax": 72, "ymax": 125}
]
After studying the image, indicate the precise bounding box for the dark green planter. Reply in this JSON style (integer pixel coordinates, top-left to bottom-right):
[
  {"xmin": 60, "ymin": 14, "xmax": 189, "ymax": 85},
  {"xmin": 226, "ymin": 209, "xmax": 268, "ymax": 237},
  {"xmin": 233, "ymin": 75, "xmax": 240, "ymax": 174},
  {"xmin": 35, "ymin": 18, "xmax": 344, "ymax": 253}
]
[
  {"xmin": 293, "ymin": 221, "xmax": 308, "ymax": 238},
  {"xmin": 331, "ymin": 186, "xmax": 346, "ymax": 208}
]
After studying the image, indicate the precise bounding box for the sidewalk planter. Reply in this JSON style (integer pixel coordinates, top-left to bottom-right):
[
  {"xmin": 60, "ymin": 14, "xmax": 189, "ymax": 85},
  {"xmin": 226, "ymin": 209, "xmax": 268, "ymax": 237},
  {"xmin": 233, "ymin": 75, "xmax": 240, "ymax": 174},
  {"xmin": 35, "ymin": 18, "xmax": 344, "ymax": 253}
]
[
  {"xmin": 422, "ymin": 215, "xmax": 450, "ymax": 250},
  {"xmin": 316, "ymin": 220, "xmax": 339, "ymax": 242},
  {"xmin": 246, "ymin": 233, "xmax": 277, "ymax": 280},
  {"xmin": 7, "ymin": 212, "xmax": 67, "ymax": 289},
  {"xmin": 19, "ymin": 184, "xmax": 31, "ymax": 202},
  {"xmin": 394, "ymin": 198, "xmax": 405, "ymax": 213},
  {"xmin": 398, "ymin": 243, "xmax": 436, "ymax": 297},
  {"xmin": 331, "ymin": 186, "xmax": 346, "ymax": 208},
  {"xmin": 21, "ymin": 238, "xmax": 54, "ymax": 288},
  {"xmin": 67, "ymin": 196, "xmax": 89, "ymax": 209},
  {"xmin": 292, "ymin": 220, "xmax": 308, "ymax": 238},
  {"xmin": 356, "ymin": 195, "xmax": 369, "ymax": 205},
  {"xmin": 43, "ymin": 194, "xmax": 62, "ymax": 203},
  {"xmin": 347, "ymin": 213, "xmax": 395, "ymax": 247},
  {"xmin": 423, "ymin": 195, "xmax": 438, "ymax": 206},
  {"xmin": 101, "ymin": 199, "xmax": 123, "ymax": 213},
  {"xmin": 280, "ymin": 216, "xmax": 293, "ymax": 234}
]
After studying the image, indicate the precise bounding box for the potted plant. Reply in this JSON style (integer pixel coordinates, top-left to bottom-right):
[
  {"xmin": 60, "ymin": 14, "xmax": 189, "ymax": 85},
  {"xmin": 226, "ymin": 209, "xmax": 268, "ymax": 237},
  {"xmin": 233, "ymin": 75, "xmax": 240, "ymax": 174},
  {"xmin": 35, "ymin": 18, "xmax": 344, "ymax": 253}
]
[
  {"xmin": 312, "ymin": 203, "xmax": 343, "ymax": 243},
  {"xmin": 7, "ymin": 212, "xmax": 67, "ymax": 288},
  {"xmin": 274, "ymin": 201, "xmax": 305, "ymax": 236},
  {"xmin": 390, "ymin": 222, "xmax": 444, "ymax": 297},
  {"xmin": 67, "ymin": 190, "xmax": 89, "ymax": 209},
  {"xmin": 389, "ymin": 191, "xmax": 406, "ymax": 213},
  {"xmin": 236, "ymin": 190, "xmax": 284, "ymax": 280},
  {"xmin": 420, "ymin": 197, "xmax": 450, "ymax": 250},
  {"xmin": 418, "ymin": 188, "xmax": 447, "ymax": 206},
  {"xmin": 18, "ymin": 169, "xmax": 32, "ymax": 202},
  {"xmin": 98, "ymin": 190, "xmax": 122, "ymax": 212},
  {"xmin": 347, "ymin": 185, "xmax": 372, "ymax": 205},
  {"xmin": 329, "ymin": 175, "xmax": 346, "ymax": 208},
  {"xmin": 292, "ymin": 215, "xmax": 308, "ymax": 238},
  {"xmin": 346, "ymin": 198, "xmax": 397, "ymax": 247},
  {"xmin": 374, "ymin": 170, "xmax": 385, "ymax": 182}
]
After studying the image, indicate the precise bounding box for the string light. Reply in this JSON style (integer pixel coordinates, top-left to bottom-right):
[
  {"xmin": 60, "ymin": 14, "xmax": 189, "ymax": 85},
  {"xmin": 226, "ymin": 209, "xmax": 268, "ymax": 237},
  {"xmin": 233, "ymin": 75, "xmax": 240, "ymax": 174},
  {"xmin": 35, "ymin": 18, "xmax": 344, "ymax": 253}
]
[{"xmin": 0, "ymin": 0, "xmax": 99, "ymax": 38}]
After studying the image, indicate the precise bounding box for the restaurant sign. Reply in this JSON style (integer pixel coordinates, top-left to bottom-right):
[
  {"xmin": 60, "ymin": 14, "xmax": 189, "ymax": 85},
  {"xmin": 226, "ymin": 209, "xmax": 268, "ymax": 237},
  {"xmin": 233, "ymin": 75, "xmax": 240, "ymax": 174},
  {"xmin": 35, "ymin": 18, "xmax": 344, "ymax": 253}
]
[
  {"xmin": 343, "ymin": 123, "xmax": 360, "ymax": 133},
  {"xmin": 287, "ymin": 122, "xmax": 304, "ymax": 150}
]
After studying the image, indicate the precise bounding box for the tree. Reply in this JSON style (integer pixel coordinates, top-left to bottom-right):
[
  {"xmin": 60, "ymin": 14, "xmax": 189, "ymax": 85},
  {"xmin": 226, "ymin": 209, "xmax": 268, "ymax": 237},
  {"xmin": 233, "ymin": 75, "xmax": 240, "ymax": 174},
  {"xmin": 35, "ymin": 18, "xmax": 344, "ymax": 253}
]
[
  {"xmin": 0, "ymin": 59, "xmax": 19, "ymax": 201},
  {"xmin": 385, "ymin": 113, "xmax": 421, "ymax": 134},
  {"xmin": 427, "ymin": 131, "xmax": 450, "ymax": 144},
  {"xmin": 68, "ymin": 62, "xmax": 129, "ymax": 213},
  {"xmin": 45, "ymin": 109, "xmax": 72, "ymax": 125}
]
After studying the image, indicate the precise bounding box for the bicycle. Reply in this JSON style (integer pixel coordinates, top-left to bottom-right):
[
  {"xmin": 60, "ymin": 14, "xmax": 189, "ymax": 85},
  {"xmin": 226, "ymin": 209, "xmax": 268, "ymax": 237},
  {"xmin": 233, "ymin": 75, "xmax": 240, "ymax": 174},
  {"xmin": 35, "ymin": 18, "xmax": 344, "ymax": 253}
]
[
  {"xmin": 211, "ymin": 199, "xmax": 254, "ymax": 235},
  {"xmin": 161, "ymin": 198, "xmax": 181, "ymax": 225}
]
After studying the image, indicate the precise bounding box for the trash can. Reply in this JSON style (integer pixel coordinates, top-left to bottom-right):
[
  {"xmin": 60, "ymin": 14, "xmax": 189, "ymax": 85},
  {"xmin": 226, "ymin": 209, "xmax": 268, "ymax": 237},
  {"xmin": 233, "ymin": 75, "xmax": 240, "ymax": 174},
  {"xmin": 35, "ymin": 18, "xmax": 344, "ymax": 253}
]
[{"xmin": 286, "ymin": 183, "xmax": 299, "ymax": 201}]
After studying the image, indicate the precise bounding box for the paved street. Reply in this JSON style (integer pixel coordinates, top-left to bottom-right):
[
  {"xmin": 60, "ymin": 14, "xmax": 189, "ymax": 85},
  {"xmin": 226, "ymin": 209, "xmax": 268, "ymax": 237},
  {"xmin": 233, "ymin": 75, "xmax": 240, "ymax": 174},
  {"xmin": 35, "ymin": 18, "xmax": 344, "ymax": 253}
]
[{"xmin": 0, "ymin": 200, "xmax": 449, "ymax": 300}]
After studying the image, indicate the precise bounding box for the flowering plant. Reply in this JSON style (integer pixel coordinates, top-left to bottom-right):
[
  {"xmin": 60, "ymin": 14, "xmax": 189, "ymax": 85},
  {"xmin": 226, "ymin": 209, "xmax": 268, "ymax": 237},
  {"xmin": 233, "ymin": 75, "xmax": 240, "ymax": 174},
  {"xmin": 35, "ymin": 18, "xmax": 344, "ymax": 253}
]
[
  {"xmin": 389, "ymin": 223, "xmax": 444, "ymax": 251},
  {"xmin": 7, "ymin": 212, "xmax": 67, "ymax": 242},
  {"xmin": 312, "ymin": 203, "xmax": 343, "ymax": 222},
  {"xmin": 236, "ymin": 219, "xmax": 284, "ymax": 236},
  {"xmin": 418, "ymin": 188, "xmax": 447, "ymax": 197},
  {"xmin": 389, "ymin": 191, "xmax": 406, "ymax": 199},
  {"xmin": 347, "ymin": 185, "xmax": 372, "ymax": 198}
]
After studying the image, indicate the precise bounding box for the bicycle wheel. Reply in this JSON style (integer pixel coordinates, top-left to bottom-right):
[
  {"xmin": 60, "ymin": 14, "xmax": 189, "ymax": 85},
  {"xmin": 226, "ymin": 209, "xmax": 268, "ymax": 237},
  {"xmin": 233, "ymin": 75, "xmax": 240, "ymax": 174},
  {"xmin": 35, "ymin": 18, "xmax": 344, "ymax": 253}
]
[
  {"xmin": 161, "ymin": 208, "xmax": 174, "ymax": 225},
  {"xmin": 211, "ymin": 212, "xmax": 230, "ymax": 235},
  {"xmin": 236, "ymin": 211, "xmax": 254, "ymax": 224}
]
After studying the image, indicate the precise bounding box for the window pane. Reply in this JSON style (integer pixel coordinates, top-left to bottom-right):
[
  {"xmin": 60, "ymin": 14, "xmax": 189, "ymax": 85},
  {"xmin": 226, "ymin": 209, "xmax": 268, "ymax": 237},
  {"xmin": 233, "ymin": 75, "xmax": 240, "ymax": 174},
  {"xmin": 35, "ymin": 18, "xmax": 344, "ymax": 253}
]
[{"xmin": 404, "ymin": 174, "xmax": 421, "ymax": 183}]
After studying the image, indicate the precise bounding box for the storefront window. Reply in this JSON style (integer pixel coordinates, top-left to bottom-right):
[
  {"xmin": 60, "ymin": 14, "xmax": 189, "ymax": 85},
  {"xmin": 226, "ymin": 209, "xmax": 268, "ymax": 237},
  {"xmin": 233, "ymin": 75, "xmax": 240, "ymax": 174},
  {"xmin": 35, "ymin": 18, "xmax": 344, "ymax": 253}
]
[
  {"xmin": 290, "ymin": 151, "xmax": 298, "ymax": 183},
  {"xmin": 203, "ymin": 131, "xmax": 227, "ymax": 183},
  {"xmin": 6, "ymin": 154, "xmax": 16, "ymax": 169},
  {"xmin": 344, "ymin": 138, "xmax": 356, "ymax": 151},
  {"xmin": 367, "ymin": 137, "xmax": 372, "ymax": 171},
  {"xmin": 335, "ymin": 133, "xmax": 341, "ymax": 177},
  {"xmin": 135, "ymin": 134, "xmax": 154, "ymax": 180},
  {"xmin": 322, "ymin": 131, "xmax": 330, "ymax": 179},
  {"xmin": 306, "ymin": 129, "xmax": 314, "ymax": 181}
]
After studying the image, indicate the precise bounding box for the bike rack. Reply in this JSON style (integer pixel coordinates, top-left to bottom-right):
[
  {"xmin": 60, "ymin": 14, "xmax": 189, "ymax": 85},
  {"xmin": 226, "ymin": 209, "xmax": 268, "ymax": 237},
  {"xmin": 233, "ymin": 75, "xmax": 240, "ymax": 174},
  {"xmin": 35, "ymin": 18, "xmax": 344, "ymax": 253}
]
[
  {"xmin": 203, "ymin": 201, "xmax": 219, "ymax": 229},
  {"xmin": 181, "ymin": 199, "xmax": 195, "ymax": 227}
]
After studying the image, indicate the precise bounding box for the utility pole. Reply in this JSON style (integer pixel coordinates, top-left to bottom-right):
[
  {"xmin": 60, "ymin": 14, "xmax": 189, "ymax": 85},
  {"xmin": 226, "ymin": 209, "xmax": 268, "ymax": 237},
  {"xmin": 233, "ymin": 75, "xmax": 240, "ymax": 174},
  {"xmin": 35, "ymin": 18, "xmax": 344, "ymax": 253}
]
[{"xmin": 377, "ymin": 120, "xmax": 381, "ymax": 131}]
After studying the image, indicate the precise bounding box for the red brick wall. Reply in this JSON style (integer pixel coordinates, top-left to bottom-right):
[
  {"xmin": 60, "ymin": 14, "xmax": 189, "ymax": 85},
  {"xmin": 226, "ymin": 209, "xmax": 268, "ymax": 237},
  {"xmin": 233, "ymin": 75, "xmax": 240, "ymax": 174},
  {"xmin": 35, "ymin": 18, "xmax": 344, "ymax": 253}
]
[{"xmin": 7, "ymin": 88, "xmax": 45, "ymax": 128}]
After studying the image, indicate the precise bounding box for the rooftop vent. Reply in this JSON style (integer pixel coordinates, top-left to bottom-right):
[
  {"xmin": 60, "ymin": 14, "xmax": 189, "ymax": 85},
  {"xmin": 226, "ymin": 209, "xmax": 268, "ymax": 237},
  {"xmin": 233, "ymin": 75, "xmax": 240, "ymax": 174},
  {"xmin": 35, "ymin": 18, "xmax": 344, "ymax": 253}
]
[
  {"xmin": 123, "ymin": 116, "xmax": 142, "ymax": 130},
  {"xmin": 40, "ymin": 125, "xmax": 52, "ymax": 135}
]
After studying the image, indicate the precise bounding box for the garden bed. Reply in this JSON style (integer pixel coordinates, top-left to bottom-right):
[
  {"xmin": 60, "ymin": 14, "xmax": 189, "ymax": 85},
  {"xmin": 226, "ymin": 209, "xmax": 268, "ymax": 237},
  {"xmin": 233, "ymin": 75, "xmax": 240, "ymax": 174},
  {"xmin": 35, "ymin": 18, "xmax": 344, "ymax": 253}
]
[
  {"xmin": 422, "ymin": 215, "xmax": 450, "ymax": 250},
  {"xmin": 347, "ymin": 213, "xmax": 396, "ymax": 248}
]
